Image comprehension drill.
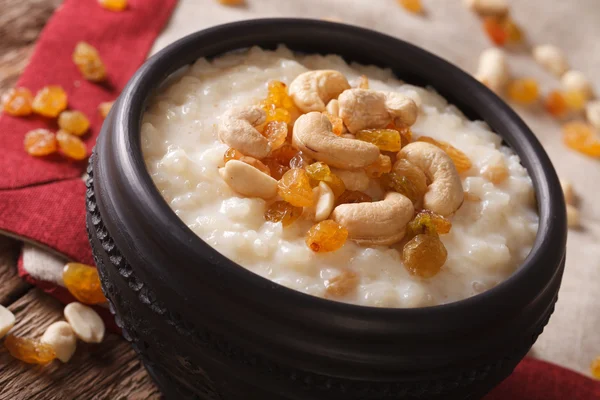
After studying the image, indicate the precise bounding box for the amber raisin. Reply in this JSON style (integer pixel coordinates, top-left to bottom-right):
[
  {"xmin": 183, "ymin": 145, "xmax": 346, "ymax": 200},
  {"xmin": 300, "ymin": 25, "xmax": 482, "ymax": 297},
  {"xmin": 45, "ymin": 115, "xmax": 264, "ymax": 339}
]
[
  {"xmin": 365, "ymin": 155, "xmax": 392, "ymax": 178},
  {"xmin": 73, "ymin": 42, "xmax": 106, "ymax": 82},
  {"xmin": 356, "ymin": 129, "xmax": 402, "ymax": 152},
  {"xmin": 98, "ymin": 101, "xmax": 114, "ymax": 118},
  {"xmin": 57, "ymin": 130, "xmax": 87, "ymax": 160},
  {"xmin": 261, "ymin": 80, "xmax": 300, "ymax": 125},
  {"xmin": 406, "ymin": 210, "xmax": 452, "ymax": 239},
  {"xmin": 357, "ymin": 75, "xmax": 369, "ymax": 89},
  {"xmin": 483, "ymin": 17, "xmax": 507, "ymax": 46},
  {"xmin": 63, "ymin": 263, "xmax": 107, "ymax": 305},
  {"xmin": 270, "ymin": 143, "xmax": 299, "ymax": 166},
  {"xmin": 264, "ymin": 201, "xmax": 303, "ymax": 227},
  {"xmin": 335, "ymin": 190, "xmax": 372, "ymax": 206},
  {"xmin": 325, "ymin": 113, "xmax": 344, "ymax": 136},
  {"xmin": 32, "ymin": 86, "xmax": 68, "ymax": 117},
  {"xmin": 98, "ymin": 0, "xmax": 127, "ymax": 11},
  {"xmin": 224, "ymin": 147, "xmax": 244, "ymax": 163},
  {"xmin": 402, "ymin": 234, "xmax": 447, "ymax": 278},
  {"xmin": 326, "ymin": 174, "xmax": 346, "ymax": 198},
  {"xmin": 544, "ymin": 91, "xmax": 568, "ymax": 118},
  {"xmin": 397, "ymin": 0, "xmax": 423, "ymax": 14},
  {"xmin": 24, "ymin": 129, "xmax": 57, "ymax": 156},
  {"xmin": 2, "ymin": 87, "xmax": 33, "ymax": 116},
  {"xmin": 417, "ymin": 136, "xmax": 472, "ymax": 173},
  {"xmin": 564, "ymin": 90, "xmax": 587, "ymax": 112},
  {"xmin": 278, "ymin": 169, "xmax": 315, "ymax": 207},
  {"xmin": 58, "ymin": 110, "xmax": 90, "ymax": 136},
  {"xmin": 399, "ymin": 127, "xmax": 413, "ymax": 148},
  {"xmin": 562, "ymin": 121, "xmax": 600, "ymax": 158},
  {"xmin": 591, "ymin": 356, "xmax": 600, "ymax": 379},
  {"xmin": 326, "ymin": 270, "xmax": 359, "ymax": 297},
  {"xmin": 502, "ymin": 17, "xmax": 523, "ymax": 43},
  {"xmin": 306, "ymin": 162, "xmax": 332, "ymax": 187},
  {"xmin": 4, "ymin": 335, "xmax": 56, "ymax": 365},
  {"xmin": 263, "ymin": 158, "xmax": 290, "ymax": 180},
  {"xmin": 263, "ymin": 120, "xmax": 287, "ymax": 151},
  {"xmin": 289, "ymin": 152, "xmax": 312, "ymax": 169},
  {"xmin": 507, "ymin": 78, "xmax": 539, "ymax": 105},
  {"xmin": 306, "ymin": 220, "xmax": 348, "ymax": 253},
  {"xmin": 239, "ymin": 156, "xmax": 270, "ymax": 175},
  {"xmin": 384, "ymin": 158, "xmax": 428, "ymax": 204}
]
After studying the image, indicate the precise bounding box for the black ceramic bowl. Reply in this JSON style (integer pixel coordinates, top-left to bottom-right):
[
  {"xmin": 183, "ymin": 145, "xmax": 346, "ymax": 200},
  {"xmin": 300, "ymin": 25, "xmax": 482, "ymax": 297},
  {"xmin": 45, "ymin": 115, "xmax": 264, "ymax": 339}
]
[{"xmin": 86, "ymin": 19, "xmax": 567, "ymax": 400}]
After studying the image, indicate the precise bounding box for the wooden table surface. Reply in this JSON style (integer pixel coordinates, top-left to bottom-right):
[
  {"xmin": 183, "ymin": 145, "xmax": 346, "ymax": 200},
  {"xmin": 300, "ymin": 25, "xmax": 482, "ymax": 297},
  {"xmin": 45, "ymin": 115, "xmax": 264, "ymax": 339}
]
[{"xmin": 0, "ymin": 1, "xmax": 160, "ymax": 398}]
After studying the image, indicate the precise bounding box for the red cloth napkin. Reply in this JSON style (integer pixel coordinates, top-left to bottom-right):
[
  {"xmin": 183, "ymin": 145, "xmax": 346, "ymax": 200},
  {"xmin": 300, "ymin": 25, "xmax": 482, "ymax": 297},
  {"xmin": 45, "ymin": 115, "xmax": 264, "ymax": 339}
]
[{"xmin": 1, "ymin": 0, "xmax": 599, "ymax": 397}]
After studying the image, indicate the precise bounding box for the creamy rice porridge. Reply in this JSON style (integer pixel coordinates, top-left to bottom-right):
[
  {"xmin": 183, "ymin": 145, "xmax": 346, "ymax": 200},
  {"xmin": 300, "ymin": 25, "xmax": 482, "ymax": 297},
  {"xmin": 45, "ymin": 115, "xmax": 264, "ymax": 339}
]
[{"xmin": 141, "ymin": 46, "xmax": 538, "ymax": 308}]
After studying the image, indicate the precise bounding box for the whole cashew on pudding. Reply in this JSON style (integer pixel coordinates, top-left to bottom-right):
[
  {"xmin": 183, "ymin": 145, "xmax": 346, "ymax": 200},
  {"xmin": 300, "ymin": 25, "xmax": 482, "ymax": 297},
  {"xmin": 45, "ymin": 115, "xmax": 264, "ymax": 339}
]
[{"xmin": 142, "ymin": 46, "xmax": 538, "ymax": 308}]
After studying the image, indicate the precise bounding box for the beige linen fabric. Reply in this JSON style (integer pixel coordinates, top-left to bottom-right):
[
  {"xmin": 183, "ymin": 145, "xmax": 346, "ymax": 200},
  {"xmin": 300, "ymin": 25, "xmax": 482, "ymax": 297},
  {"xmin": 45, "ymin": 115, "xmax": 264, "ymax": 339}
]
[{"xmin": 20, "ymin": 0, "xmax": 599, "ymax": 377}]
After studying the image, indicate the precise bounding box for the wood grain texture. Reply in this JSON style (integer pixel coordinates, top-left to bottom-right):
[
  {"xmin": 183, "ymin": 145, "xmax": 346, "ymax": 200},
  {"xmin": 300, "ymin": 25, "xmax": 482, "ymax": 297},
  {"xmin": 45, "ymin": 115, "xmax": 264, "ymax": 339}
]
[
  {"xmin": 0, "ymin": 237, "xmax": 29, "ymax": 306},
  {"xmin": 0, "ymin": 290, "xmax": 161, "ymax": 400}
]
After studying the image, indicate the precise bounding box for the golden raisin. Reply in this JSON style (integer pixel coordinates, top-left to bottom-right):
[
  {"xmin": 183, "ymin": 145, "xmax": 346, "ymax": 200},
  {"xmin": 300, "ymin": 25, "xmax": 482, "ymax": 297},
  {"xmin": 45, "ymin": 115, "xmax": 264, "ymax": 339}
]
[
  {"xmin": 399, "ymin": 127, "xmax": 412, "ymax": 147},
  {"xmin": 325, "ymin": 113, "xmax": 344, "ymax": 136},
  {"xmin": 98, "ymin": 101, "xmax": 114, "ymax": 118},
  {"xmin": 263, "ymin": 158, "xmax": 290, "ymax": 180},
  {"xmin": 98, "ymin": 0, "xmax": 127, "ymax": 11},
  {"xmin": 63, "ymin": 263, "xmax": 107, "ymax": 305},
  {"xmin": 224, "ymin": 147, "xmax": 244, "ymax": 163},
  {"xmin": 417, "ymin": 136, "xmax": 472, "ymax": 173},
  {"xmin": 278, "ymin": 169, "xmax": 315, "ymax": 207},
  {"xmin": 402, "ymin": 234, "xmax": 447, "ymax": 278},
  {"xmin": 24, "ymin": 129, "xmax": 57, "ymax": 156},
  {"xmin": 4, "ymin": 335, "xmax": 56, "ymax": 365},
  {"xmin": 262, "ymin": 121, "xmax": 287, "ymax": 151},
  {"xmin": 326, "ymin": 270, "xmax": 359, "ymax": 297},
  {"xmin": 305, "ymin": 162, "xmax": 346, "ymax": 197},
  {"xmin": 335, "ymin": 190, "xmax": 372, "ymax": 206},
  {"xmin": 563, "ymin": 90, "xmax": 587, "ymax": 112},
  {"xmin": 261, "ymin": 80, "xmax": 300, "ymax": 125},
  {"xmin": 544, "ymin": 91, "xmax": 568, "ymax": 118},
  {"xmin": 483, "ymin": 17, "xmax": 507, "ymax": 46},
  {"xmin": 407, "ymin": 210, "xmax": 452, "ymax": 239},
  {"xmin": 73, "ymin": 42, "xmax": 106, "ymax": 82},
  {"xmin": 357, "ymin": 75, "xmax": 369, "ymax": 89},
  {"xmin": 397, "ymin": 0, "xmax": 423, "ymax": 14},
  {"xmin": 365, "ymin": 155, "xmax": 392, "ymax": 178},
  {"xmin": 502, "ymin": 17, "xmax": 523, "ymax": 43},
  {"xmin": 239, "ymin": 156, "xmax": 270, "ymax": 175},
  {"xmin": 384, "ymin": 158, "xmax": 428, "ymax": 204},
  {"xmin": 289, "ymin": 152, "xmax": 312, "ymax": 169},
  {"xmin": 58, "ymin": 110, "xmax": 90, "ymax": 136},
  {"xmin": 356, "ymin": 129, "xmax": 402, "ymax": 152},
  {"xmin": 2, "ymin": 87, "xmax": 33, "ymax": 116},
  {"xmin": 57, "ymin": 130, "xmax": 87, "ymax": 160},
  {"xmin": 481, "ymin": 160, "xmax": 509, "ymax": 184},
  {"xmin": 326, "ymin": 174, "xmax": 346, "ymax": 198},
  {"xmin": 591, "ymin": 356, "xmax": 600, "ymax": 379},
  {"xmin": 562, "ymin": 121, "xmax": 600, "ymax": 158},
  {"xmin": 270, "ymin": 143, "xmax": 299, "ymax": 166},
  {"xmin": 507, "ymin": 78, "xmax": 539, "ymax": 105},
  {"xmin": 217, "ymin": 0, "xmax": 244, "ymax": 6},
  {"xmin": 306, "ymin": 220, "xmax": 348, "ymax": 253},
  {"xmin": 264, "ymin": 201, "xmax": 303, "ymax": 227},
  {"xmin": 32, "ymin": 86, "xmax": 68, "ymax": 117}
]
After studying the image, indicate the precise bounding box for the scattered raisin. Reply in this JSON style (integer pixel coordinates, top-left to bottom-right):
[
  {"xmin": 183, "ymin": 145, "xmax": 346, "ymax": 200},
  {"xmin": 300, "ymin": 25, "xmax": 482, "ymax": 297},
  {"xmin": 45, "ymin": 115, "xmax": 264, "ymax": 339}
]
[
  {"xmin": 507, "ymin": 78, "xmax": 539, "ymax": 104},
  {"xmin": 356, "ymin": 129, "xmax": 402, "ymax": 152},
  {"xmin": 326, "ymin": 174, "xmax": 346, "ymax": 198},
  {"xmin": 365, "ymin": 155, "xmax": 392, "ymax": 178},
  {"xmin": 563, "ymin": 90, "xmax": 587, "ymax": 112},
  {"xmin": 326, "ymin": 270, "xmax": 359, "ymax": 297},
  {"xmin": 502, "ymin": 17, "xmax": 523, "ymax": 43},
  {"xmin": 407, "ymin": 210, "xmax": 452, "ymax": 239},
  {"xmin": 397, "ymin": 0, "xmax": 423, "ymax": 14},
  {"xmin": 63, "ymin": 263, "xmax": 107, "ymax": 305},
  {"xmin": 544, "ymin": 90, "xmax": 568, "ymax": 118},
  {"xmin": 58, "ymin": 110, "xmax": 90, "ymax": 136},
  {"xmin": 270, "ymin": 143, "xmax": 299, "ymax": 166},
  {"xmin": 263, "ymin": 158, "xmax": 290, "ymax": 180},
  {"xmin": 73, "ymin": 42, "xmax": 107, "ymax": 82},
  {"xmin": 402, "ymin": 234, "xmax": 447, "ymax": 278},
  {"xmin": 278, "ymin": 169, "xmax": 315, "ymax": 207},
  {"xmin": 261, "ymin": 80, "xmax": 300, "ymax": 125},
  {"xmin": 24, "ymin": 129, "xmax": 57, "ymax": 156},
  {"xmin": 98, "ymin": 101, "xmax": 114, "ymax": 118},
  {"xmin": 591, "ymin": 356, "xmax": 600, "ymax": 380},
  {"xmin": 482, "ymin": 17, "xmax": 507, "ymax": 46},
  {"xmin": 417, "ymin": 136, "xmax": 472, "ymax": 173},
  {"xmin": 264, "ymin": 201, "xmax": 303, "ymax": 227},
  {"xmin": 335, "ymin": 190, "xmax": 372, "ymax": 206},
  {"xmin": 4, "ymin": 335, "xmax": 56, "ymax": 365},
  {"xmin": 289, "ymin": 152, "xmax": 313, "ymax": 169},
  {"xmin": 57, "ymin": 130, "xmax": 87, "ymax": 160},
  {"xmin": 217, "ymin": 0, "xmax": 244, "ymax": 6},
  {"xmin": 2, "ymin": 87, "xmax": 33, "ymax": 116},
  {"xmin": 32, "ymin": 86, "xmax": 68, "ymax": 117},
  {"xmin": 306, "ymin": 162, "xmax": 332, "ymax": 187},
  {"xmin": 98, "ymin": 0, "xmax": 127, "ymax": 11},
  {"xmin": 562, "ymin": 121, "xmax": 600, "ymax": 158},
  {"xmin": 306, "ymin": 220, "xmax": 348, "ymax": 253},
  {"xmin": 262, "ymin": 120, "xmax": 287, "ymax": 151}
]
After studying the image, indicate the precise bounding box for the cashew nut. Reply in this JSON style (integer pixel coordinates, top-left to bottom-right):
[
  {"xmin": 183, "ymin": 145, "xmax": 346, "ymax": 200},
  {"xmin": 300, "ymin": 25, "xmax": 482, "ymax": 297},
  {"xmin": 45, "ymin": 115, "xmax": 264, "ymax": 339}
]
[
  {"xmin": 289, "ymin": 70, "xmax": 351, "ymax": 113},
  {"xmin": 64, "ymin": 302, "xmax": 105, "ymax": 344},
  {"xmin": 292, "ymin": 112, "xmax": 380, "ymax": 169},
  {"xmin": 476, "ymin": 48, "xmax": 510, "ymax": 92},
  {"xmin": 331, "ymin": 168, "xmax": 370, "ymax": 191},
  {"xmin": 0, "ymin": 305, "xmax": 15, "ymax": 339},
  {"xmin": 326, "ymin": 99, "xmax": 340, "ymax": 116},
  {"xmin": 41, "ymin": 321, "xmax": 77, "ymax": 363},
  {"xmin": 561, "ymin": 70, "xmax": 594, "ymax": 101},
  {"xmin": 331, "ymin": 192, "xmax": 414, "ymax": 246},
  {"xmin": 399, "ymin": 142, "xmax": 464, "ymax": 216},
  {"xmin": 315, "ymin": 182, "xmax": 335, "ymax": 221},
  {"xmin": 218, "ymin": 106, "xmax": 269, "ymax": 159},
  {"xmin": 219, "ymin": 160, "xmax": 278, "ymax": 199},
  {"xmin": 338, "ymin": 89, "xmax": 418, "ymax": 133},
  {"xmin": 532, "ymin": 45, "xmax": 569, "ymax": 77}
]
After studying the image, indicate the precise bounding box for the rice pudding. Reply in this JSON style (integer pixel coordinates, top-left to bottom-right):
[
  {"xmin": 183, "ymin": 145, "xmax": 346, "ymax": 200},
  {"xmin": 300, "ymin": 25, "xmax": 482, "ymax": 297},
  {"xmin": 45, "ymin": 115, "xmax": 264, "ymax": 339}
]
[{"xmin": 141, "ymin": 46, "xmax": 538, "ymax": 308}]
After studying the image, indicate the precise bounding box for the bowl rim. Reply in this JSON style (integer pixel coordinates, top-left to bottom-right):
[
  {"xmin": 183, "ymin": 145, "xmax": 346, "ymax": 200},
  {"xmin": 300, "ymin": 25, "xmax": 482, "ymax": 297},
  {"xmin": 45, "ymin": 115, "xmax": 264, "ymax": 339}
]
[{"xmin": 108, "ymin": 18, "xmax": 567, "ymax": 322}]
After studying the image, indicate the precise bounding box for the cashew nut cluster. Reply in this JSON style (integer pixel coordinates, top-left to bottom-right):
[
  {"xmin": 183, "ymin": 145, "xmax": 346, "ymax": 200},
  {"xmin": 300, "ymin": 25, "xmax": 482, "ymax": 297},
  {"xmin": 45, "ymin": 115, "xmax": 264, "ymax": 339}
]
[{"xmin": 289, "ymin": 70, "xmax": 351, "ymax": 113}]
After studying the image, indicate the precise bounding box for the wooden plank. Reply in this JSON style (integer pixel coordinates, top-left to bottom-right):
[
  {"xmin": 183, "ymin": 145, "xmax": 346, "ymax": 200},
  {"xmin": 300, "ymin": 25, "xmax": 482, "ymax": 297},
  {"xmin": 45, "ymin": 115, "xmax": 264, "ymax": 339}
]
[
  {"xmin": 0, "ymin": 289, "xmax": 160, "ymax": 400},
  {"xmin": 0, "ymin": 237, "xmax": 30, "ymax": 306}
]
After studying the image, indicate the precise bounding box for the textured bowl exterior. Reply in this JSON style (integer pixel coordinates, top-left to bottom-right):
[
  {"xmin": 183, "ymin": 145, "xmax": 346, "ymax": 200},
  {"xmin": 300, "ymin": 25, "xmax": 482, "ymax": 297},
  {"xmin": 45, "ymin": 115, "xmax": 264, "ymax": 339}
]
[{"xmin": 87, "ymin": 19, "xmax": 567, "ymax": 400}]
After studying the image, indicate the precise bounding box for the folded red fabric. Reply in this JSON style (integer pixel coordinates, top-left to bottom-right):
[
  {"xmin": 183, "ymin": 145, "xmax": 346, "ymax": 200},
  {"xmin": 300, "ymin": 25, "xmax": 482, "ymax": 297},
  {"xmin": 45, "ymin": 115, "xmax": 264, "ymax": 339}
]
[{"xmin": 1, "ymin": 0, "xmax": 599, "ymax": 396}]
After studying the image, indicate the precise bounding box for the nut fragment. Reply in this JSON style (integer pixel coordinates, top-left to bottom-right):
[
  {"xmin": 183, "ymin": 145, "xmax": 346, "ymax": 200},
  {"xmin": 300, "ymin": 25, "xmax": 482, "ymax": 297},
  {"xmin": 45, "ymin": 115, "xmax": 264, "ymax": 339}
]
[
  {"xmin": 41, "ymin": 321, "xmax": 77, "ymax": 363},
  {"xmin": 64, "ymin": 302, "xmax": 105, "ymax": 344},
  {"xmin": 0, "ymin": 305, "xmax": 15, "ymax": 339},
  {"xmin": 399, "ymin": 142, "xmax": 464, "ymax": 216},
  {"xmin": 476, "ymin": 48, "xmax": 510, "ymax": 92},
  {"xmin": 561, "ymin": 70, "xmax": 594, "ymax": 101},
  {"xmin": 560, "ymin": 179, "xmax": 575, "ymax": 205},
  {"xmin": 315, "ymin": 182, "xmax": 335, "ymax": 222},
  {"xmin": 218, "ymin": 106, "xmax": 270, "ymax": 159},
  {"xmin": 586, "ymin": 100, "xmax": 600, "ymax": 130},
  {"xmin": 289, "ymin": 70, "xmax": 351, "ymax": 113},
  {"xmin": 463, "ymin": 0, "xmax": 508, "ymax": 17},
  {"xmin": 292, "ymin": 112, "xmax": 380, "ymax": 169},
  {"xmin": 532, "ymin": 45, "xmax": 569, "ymax": 77},
  {"xmin": 331, "ymin": 168, "xmax": 370, "ymax": 191},
  {"xmin": 219, "ymin": 160, "xmax": 278, "ymax": 199},
  {"xmin": 338, "ymin": 89, "xmax": 418, "ymax": 133},
  {"xmin": 331, "ymin": 192, "xmax": 414, "ymax": 245},
  {"xmin": 566, "ymin": 204, "xmax": 580, "ymax": 228}
]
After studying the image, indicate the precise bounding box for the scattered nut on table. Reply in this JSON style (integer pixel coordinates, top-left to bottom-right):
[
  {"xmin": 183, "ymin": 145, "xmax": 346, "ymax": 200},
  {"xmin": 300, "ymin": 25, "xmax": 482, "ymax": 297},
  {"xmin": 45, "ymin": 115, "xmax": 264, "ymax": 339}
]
[
  {"xmin": 41, "ymin": 321, "xmax": 77, "ymax": 363},
  {"xmin": 476, "ymin": 48, "xmax": 510, "ymax": 92},
  {"xmin": 64, "ymin": 302, "xmax": 105, "ymax": 344},
  {"xmin": 0, "ymin": 305, "xmax": 16, "ymax": 339},
  {"xmin": 561, "ymin": 70, "xmax": 594, "ymax": 101},
  {"xmin": 532, "ymin": 45, "xmax": 569, "ymax": 77},
  {"xmin": 585, "ymin": 100, "xmax": 600, "ymax": 130},
  {"xmin": 463, "ymin": 0, "xmax": 509, "ymax": 17}
]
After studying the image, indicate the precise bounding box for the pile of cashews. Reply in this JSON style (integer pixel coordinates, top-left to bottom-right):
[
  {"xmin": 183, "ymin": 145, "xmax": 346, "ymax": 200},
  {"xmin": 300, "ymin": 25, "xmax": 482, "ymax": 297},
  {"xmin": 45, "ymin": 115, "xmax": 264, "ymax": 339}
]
[{"xmin": 217, "ymin": 70, "xmax": 464, "ymax": 248}]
